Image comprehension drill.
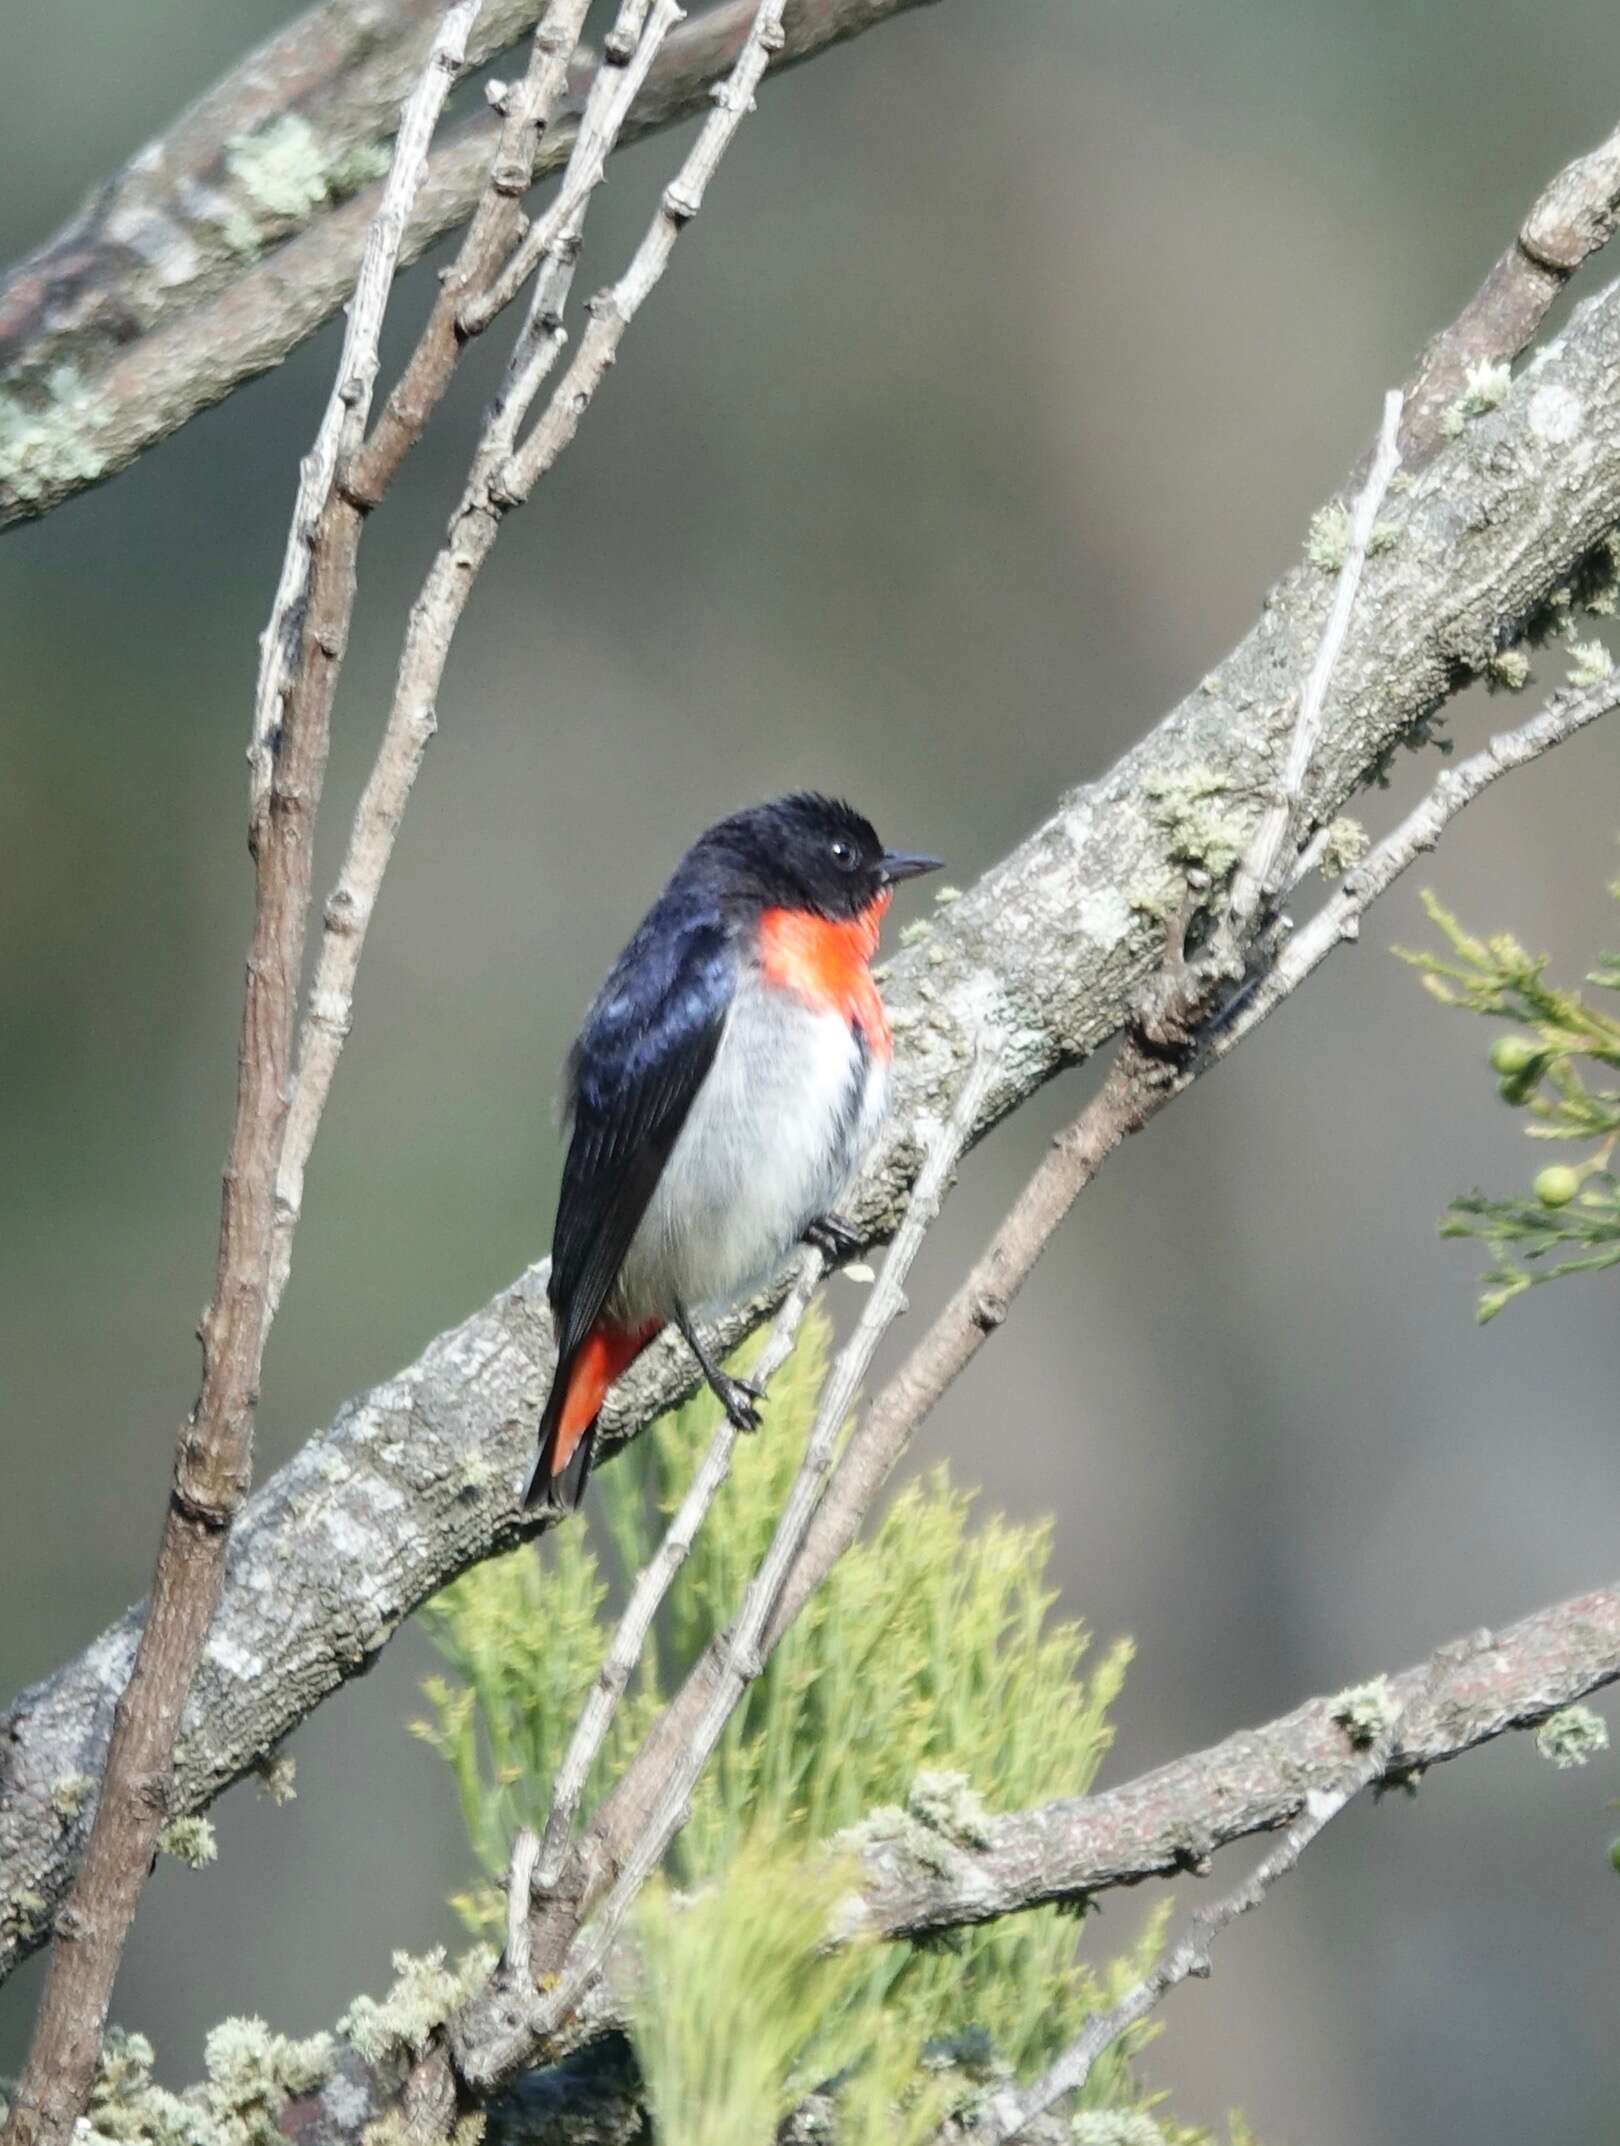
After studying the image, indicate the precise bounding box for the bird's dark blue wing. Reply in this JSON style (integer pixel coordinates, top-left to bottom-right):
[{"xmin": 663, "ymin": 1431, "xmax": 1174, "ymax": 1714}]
[{"xmin": 548, "ymin": 900, "xmax": 733, "ymax": 1366}]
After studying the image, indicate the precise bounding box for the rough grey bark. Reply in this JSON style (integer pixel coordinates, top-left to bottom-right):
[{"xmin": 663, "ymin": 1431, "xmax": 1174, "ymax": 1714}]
[
  {"xmin": 7, "ymin": 264, "xmax": 1620, "ymax": 1979},
  {"xmin": 0, "ymin": 0, "xmax": 948, "ymax": 527}
]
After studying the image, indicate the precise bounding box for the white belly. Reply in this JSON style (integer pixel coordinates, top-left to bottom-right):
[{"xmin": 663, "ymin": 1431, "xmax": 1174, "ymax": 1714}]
[{"xmin": 610, "ymin": 977, "xmax": 888, "ymax": 1325}]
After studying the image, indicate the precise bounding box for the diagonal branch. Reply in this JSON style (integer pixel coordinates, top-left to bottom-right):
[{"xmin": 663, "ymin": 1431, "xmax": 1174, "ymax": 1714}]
[
  {"xmin": 854, "ymin": 1580, "xmax": 1620, "ymax": 1948},
  {"xmin": 530, "ymin": 1245, "xmax": 830, "ymax": 1895},
  {"xmin": 962, "ymin": 1717, "xmax": 1406, "ymax": 2144}
]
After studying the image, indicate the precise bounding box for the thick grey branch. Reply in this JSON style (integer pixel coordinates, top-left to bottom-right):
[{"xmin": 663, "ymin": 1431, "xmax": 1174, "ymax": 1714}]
[
  {"xmin": 9, "ymin": 257, "xmax": 1620, "ymax": 1981},
  {"xmin": 0, "ymin": 0, "xmax": 948, "ymax": 527}
]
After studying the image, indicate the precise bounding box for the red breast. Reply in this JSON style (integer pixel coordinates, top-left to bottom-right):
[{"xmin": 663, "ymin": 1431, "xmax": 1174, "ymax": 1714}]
[{"xmin": 757, "ymin": 892, "xmax": 893, "ymax": 1056}]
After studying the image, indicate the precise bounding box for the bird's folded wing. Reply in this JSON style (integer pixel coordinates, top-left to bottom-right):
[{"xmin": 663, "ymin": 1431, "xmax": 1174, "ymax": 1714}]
[{"xmin": 548, "ymin": 913, "xmax": 731, "ymax": 1365}]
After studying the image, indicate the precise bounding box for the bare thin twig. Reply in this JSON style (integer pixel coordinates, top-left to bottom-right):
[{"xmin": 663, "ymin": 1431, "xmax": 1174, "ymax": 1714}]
[
  {"xmin": 964, "ymin": 1719, "xmax": 1404, "ymax": 2145},
  {"xmin": 249, "ymin": 0, "xmax": 484, "ymax": 821},
  {"xmin": 1215, "ymin": 670, "xmax": 1620, "ymax": 1054},
  {"xmin": 269, "ymin": 0, "xmax": 679, "ymax": 1316},
  {"xmin": 0, "ymin": 16, "xmax": 484, "ymax": 2146},
  {"xmin": 454, "ymin": 1043, "xmax": 998, "ymax": 2094},
  {"xmin": 1223, "ymin": 388, "xmax": 1405, "ymax": 941},
  {"xmin": 531, "ymin": 1245, "xmax": 828, "ymax": 1891},
  {"xmin": 492, "ymin": 0, "xmax": 791, "ymax": 507}
]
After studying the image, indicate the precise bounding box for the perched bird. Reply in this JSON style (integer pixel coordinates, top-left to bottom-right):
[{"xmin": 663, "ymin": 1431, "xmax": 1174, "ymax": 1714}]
[{"xmin": 526, "ymin": 793, "xmax": 940, "ymax": 1509}]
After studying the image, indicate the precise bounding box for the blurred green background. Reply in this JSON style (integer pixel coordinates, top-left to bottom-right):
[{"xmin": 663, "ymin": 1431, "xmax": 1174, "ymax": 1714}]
[{"xmin": 4, "ymin": 1, "xmax": 1620, "ymax": 2136}]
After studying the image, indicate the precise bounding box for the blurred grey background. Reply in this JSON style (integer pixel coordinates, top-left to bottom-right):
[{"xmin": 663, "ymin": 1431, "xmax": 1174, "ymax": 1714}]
[{"xmin": 4, "ymin": 1, "xmax": 1619, "ymax": 2137}]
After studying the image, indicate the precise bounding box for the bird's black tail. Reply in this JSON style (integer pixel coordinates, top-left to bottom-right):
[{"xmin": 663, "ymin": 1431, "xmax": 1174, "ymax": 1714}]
[{"xmin": 524, "ymin": 1357, "xmax": 595, "ymax": 1511}]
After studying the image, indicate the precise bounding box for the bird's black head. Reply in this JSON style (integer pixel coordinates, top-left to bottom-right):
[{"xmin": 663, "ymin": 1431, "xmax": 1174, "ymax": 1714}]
[{"xmin": 696, "ymin": 793, "xmax": 941, "ymax": 921}]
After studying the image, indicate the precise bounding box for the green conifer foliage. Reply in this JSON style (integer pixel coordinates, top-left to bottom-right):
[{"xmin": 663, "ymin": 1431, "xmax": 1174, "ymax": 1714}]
[
  {"xmin": 417, "ymin": 1306, "xmax": 1207, "ymax": 2139},
  {"xmin": 1401, "ymin": 884, "xmax": 1620, "ymax": 1318}
]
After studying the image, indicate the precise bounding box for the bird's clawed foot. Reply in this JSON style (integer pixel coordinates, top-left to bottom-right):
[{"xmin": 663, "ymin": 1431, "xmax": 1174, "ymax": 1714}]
[
  {"xmin": 803, "ymin": 1212, "xmax": 863, "ymax": 1261},
  {"xmin": 711, "ymin": 1368, "xmax": 765, "ymax": 1434},
  {"xmin": 673, "ymin": 1297, "xmax": 766, "ymax": 1432}
]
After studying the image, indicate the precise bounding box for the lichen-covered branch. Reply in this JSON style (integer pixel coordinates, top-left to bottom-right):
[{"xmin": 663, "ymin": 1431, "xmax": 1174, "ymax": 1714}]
[
  {"xmin": 854, "ymin": 1583, "xmax": 1620, "ymax": 1945},
  {"xmin": 1398, "ymin": 115, "xmax": 1620, "ymax": 468},
  {"xmin": 0, "ymin": 0, "xmax": 950, "ymax": 527},
  {"xmin": 0, "ymin": 1, "xmax": 561, "ymax": 383},
  {"xmin": 10, "ymin": 244, "xmax": 1620, "ymax": 1983}
]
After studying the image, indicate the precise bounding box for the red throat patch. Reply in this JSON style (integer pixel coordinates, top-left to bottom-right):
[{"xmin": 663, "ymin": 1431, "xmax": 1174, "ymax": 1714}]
[{"xmin": 758, "ymin": 893, "xmax": 893, "ymax": 1056}]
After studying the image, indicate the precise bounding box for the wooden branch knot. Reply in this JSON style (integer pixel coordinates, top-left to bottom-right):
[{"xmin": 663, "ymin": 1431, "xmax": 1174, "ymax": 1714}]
[
  {"xmin": 490, "ymin": 160, "xmax": 532, "ymax": 199},
  {"xmin": 169, "ymin": 1481, "xmax": 236, "ymax": 1533},
  {"xmin": 971, "ymin": 1289, "xmax": 1009, "ymax": 1332}
]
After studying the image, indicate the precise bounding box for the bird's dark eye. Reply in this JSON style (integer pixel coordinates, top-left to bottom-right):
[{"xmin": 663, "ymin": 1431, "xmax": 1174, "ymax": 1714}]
[{"xmin": 829, "ymin": 837, "xmax": 857, "ymax": 870}]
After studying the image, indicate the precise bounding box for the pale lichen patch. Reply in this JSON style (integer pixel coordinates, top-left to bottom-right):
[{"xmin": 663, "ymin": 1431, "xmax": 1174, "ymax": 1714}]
[
  {"xmin": 1535, "ymin": 1703, "xmax": 1609, "ymax": 1769},
  {"xmin": 1528, "ymin": 383, "xmax": 1583, "ymax": 445},
  {"xmin": 1075, "ymin": 885, "xmax": 1132, "ymax": 952},
  {"xmin": 0, "ymin": 367, "xmax": 109, "ymax": 504}
]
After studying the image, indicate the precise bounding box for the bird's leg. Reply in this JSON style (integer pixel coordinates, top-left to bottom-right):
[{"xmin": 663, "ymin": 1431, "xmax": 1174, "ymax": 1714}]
[
  {"xmin": 672, "ymin": 1299, "xmax": 763, "ymax": 1431},
  {"xmin": 802, "ymin": 1212, "xmax": 863, "ymax": 1260}
]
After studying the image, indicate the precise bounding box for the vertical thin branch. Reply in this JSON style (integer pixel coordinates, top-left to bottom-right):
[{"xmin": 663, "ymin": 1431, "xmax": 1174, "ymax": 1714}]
[
  {"xmin": 459, "ymin": 1045, "xmax": 997, "ymax": 2093},
  {"xmin": 532, "ymin": 1246, "xmax": 828, "ymax": 1893},
  {"xmin": 248, "ymin": 1, "xmax": 486, "ymax": 821},
  {"xmin": 268, "ymin": 0, "xmax": 684, "ymax": 1317},
  {"xmin": 0, "ymin": 15, "xmax": 484, "ymax": 2146}
]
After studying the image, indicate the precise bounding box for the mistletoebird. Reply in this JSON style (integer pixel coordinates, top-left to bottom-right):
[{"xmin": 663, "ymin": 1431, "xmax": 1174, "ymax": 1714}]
[{"xmin": 526, "ymin": 793, "xmax": 940, "ymax": 1509}]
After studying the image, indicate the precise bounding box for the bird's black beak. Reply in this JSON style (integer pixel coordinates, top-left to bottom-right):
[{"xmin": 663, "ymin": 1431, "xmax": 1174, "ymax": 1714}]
[{"xmin": 879, "ymin": 848, "xmax": 943, "ymax": 885}]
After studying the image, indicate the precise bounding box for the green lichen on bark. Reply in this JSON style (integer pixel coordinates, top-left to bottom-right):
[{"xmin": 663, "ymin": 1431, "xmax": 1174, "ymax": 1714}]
[
  {"xmin": 0, "ymin": 368, "xmax": 109, "ymax": 504},
  {"xmin": 215, "ymin": 116, "xmax": 393, "ymax": 254}
]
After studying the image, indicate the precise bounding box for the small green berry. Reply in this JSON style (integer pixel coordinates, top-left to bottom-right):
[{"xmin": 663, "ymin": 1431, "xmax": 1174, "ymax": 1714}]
[
  {"xmin": 1534, "ymin": 1165, "xmax": 1581, "ymax": 1208},
  {"xmin": 1610, "ymin": 1836, "xmax": 1620, "ymax": 1876},
  {"xmin": 1489, "ymin": 1035, "xmax": 1542, "ymax": 1077},
  {"xmin": 1497, "ymin": 1069, "xmax": 1539, "ymax": 1106}
]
